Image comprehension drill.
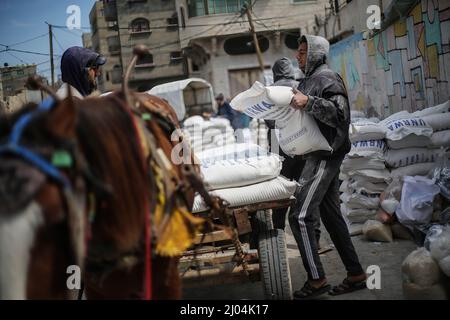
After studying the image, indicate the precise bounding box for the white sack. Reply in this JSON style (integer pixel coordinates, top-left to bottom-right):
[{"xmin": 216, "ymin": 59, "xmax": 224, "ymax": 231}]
[
  {"xmin": 349, "ymin": 121, "xmax": 385, "ymax": 142},
  {"xmin": 341, "ymin": 157, "xmax": 386, "ymax": 172},
  {"xmin": 430, "ymin": 130, "xmax": 450, "ymax": 147},
  {"xmin": 413, "ymin": 100, "xmax": 450, "ymax": 117},
  {"xmin": 390, "ymin": 162, "xmax": 437, "ymax": 178},
  {"xmin": 197, "ymin": 143, "xmax": 269, "ymax": 165},
  {"xmin": 275, "ymin": 109, "xmax": 332, "ymax": 156},
  {"xmin": 183, "ymin": 115, "xmax": 204, "ymax": 127},
  {"xmin": 200, "ymin": 154, "xmax": 282, "ymax": 190},
  {"xmin": 382, "ymin": 117, "xmax": 433, "ymax": 141},
  {"xmin": 422, "ymin": 112, "xmax": 450, "ymax": 132},
  {"xmin": 348, "ymin": 139, "xmax": 386, "ymax": 159},
  {"xmin": 386, "ymin": 135, "xmax": 432, "ymax": 149},
  {"xmin": 340, "ymin": 192, "xmax": 380, "ymax": 209},
  {"xmin": 230, "ymin": 82, "xmax": 295, "ymax": 121},
  {"xmin": 347, "ymin": 178, "xmax": 388, "ymax": 194},
  {"xmin": 385, "ymin": 148, "xmax": 439, "ymax": 168},
  {"xmin": 345, "ymin": 168, "xmax": 391, "ymax": 183},
  {"xmin": 340, "ymin": 203, "xmax": 376, "ymax": 223},
  {"xmin": 192, "ymin": 176, "xmax": 298, "ymax": 213}
]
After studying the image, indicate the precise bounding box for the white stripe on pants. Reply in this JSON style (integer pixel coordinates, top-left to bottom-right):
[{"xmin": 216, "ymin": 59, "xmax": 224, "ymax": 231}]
[{"xmin": 297, "ymin": 160, "xmax": 326, "ymax": 279}]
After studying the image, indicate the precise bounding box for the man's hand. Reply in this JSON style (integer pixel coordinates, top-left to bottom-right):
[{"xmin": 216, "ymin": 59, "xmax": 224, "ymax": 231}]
[{"xmin": 290, "ymin": 87, "xmax": 309, "ymax": 110}]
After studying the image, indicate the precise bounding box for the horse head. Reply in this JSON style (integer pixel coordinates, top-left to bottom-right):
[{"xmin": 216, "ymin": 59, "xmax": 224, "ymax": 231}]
[{"xmin": 0, "ymin": 79, "xmax": 89, "ymax": 299}]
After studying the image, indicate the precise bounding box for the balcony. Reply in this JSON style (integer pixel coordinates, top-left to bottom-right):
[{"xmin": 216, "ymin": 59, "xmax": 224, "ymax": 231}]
[{"xmin": 103, "ymin": 0, "xmax": 117, "ymax": 22}]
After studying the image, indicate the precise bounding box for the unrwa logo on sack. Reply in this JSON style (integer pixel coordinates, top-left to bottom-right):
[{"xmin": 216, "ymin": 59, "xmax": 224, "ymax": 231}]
[
  {"xmin": 386, "ymin": 118, "xmax": 427, "ymax": 131},
  {"xmin": 279, "ymin": 128, "xmax": 307, "ymax": 146},
  {"xmin": 245, "ymin": 101, "xmax": 275, "ymax": 117},
  {"xmin": 352, "ymin": 140, "xmax": 385, "ymax": 149}
]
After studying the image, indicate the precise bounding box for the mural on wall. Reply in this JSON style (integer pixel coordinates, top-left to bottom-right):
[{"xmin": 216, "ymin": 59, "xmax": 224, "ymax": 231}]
[{"xmin": 329, "ymin": 0, "xmax": 450, "ymax": 118}]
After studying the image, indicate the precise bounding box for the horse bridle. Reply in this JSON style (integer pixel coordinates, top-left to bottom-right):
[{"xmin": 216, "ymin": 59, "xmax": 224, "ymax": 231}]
[{"xmin": 0, "ymin": 95, "xmax": 108, "ymax": 280}]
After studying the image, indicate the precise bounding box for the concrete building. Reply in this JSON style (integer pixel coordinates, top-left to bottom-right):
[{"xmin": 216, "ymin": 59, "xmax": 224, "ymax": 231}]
[
  {"xmin": 175, "ymin": 0, "xmax": 328, "ymax": 98},
  {"xmin": 89, "ymin": 1, "xmax": 122, "ymax": 92},
  {"xmin": 0, "ymin": 63, "xmax": 37, "ymax": 100},
  {"xmin": 99, "ymin": 0, "xmax": 187, "ymax": 91},
  {"xmin": 82, "ymin": 32, "xmax": 93, "ymax": 50}
]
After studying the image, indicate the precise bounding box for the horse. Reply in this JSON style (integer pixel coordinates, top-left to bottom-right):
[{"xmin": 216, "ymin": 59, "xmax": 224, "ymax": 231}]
[{"xmin": 0, "ymin": 46, "xmax": 213, "ymax": 299}]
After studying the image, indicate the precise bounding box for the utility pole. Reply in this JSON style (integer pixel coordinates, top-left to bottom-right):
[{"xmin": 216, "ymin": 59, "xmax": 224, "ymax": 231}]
[
  {"xmin": 243, "ymin": 3, "xmax": 265, "ymax": 146},
  {"xmin": 244, "ymin": 3, "xmax": 265, "ymax": 73},
  {"xmin": 47, "ymin": 22, "xmax": 55, "ymax": 87}
]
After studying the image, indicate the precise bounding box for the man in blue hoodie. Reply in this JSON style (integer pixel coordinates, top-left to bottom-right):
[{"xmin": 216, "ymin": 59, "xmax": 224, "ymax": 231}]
[{"xmin": 56, "ymin": 46, "xmax": 107, "ymax": 99}]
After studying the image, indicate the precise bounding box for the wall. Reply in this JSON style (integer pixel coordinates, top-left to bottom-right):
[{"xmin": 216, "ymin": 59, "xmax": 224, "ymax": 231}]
[{"xmin": 328, "ymin": 0, "xmax": 450, "ymax": 118}]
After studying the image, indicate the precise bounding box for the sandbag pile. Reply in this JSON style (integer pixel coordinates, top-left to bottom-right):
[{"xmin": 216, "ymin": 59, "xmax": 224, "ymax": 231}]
[
  {"xmin": 382, "ymin": 100, "xmax": 450, "ymax": 178},
  {"xmin": 183, "ymin": 115, "xmax": 235, "ymax": 151},
  {"xmin": 193, "ymin": 143, "xmax": 298, "ymax": 213},
  {"xmin": 340, "ymin": 133, "xmax": 390, "ymax": 224},
  {"xmin": 249, "ymin": 118, "xmax": 269, "ymax": 150}
]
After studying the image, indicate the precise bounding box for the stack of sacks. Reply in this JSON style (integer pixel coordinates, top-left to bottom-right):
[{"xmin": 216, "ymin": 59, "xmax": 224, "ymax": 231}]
[
  {"xmin": 192, "ymin": 143, "xmax": 298, "ymax": 213},
  {"xmin": 380, "ymin": 111, "xmax": 435, "ymax": 177},
  {"xmin": 183, "ymin": 116, "xmax": 236, "ymax": 151},
  {"xmin": 249, "ymin": 118, "xmax": 269, "ymax": 150},
  {"xmin": 416, "ymin": 100, "xmax": 450, "ymax": 149},
  {"xmin": 340, "ymin": 121, "xmax": 390, "ymax": 224}
]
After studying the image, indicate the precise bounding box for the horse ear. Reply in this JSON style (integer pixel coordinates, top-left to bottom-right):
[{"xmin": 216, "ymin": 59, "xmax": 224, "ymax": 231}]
[{"xmin": 46, "ymin": 94, "xmax": 77, "ymax": 139}]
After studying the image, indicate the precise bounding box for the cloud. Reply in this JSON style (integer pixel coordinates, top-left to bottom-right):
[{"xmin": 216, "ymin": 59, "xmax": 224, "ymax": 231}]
[{"xmin": 10, "ymin": 19, "xmax": 35, "ymax": 27}]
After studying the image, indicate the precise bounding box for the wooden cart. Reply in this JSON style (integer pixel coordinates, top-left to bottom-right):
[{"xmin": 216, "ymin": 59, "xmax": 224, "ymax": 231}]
[{"xmin": 180, "ymin": 197, "xmax": 295, "ymax": 300}]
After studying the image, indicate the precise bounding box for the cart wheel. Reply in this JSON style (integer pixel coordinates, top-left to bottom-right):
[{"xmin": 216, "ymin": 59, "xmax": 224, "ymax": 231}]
[
  {"xmin": 258, "ymin": 229, "xmax": 293, "ymax": 300},
  {"xmin": 255, "ymin": 209, "xmax": 274, "ymax": 233}
]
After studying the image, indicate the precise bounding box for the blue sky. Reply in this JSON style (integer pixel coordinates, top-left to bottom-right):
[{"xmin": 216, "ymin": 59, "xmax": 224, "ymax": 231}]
[{"xmin": 0, "ymin": 0, "xmax": 96, "ymax": 81}]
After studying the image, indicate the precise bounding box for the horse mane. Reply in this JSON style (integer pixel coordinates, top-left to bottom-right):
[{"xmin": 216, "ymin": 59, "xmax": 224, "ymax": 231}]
[{"xmin": 75, "ymin": 93, "xmax": 149, "ymax": 252}]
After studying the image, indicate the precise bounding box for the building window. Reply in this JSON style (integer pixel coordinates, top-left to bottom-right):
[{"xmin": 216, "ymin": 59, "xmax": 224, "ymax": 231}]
[
  {"xmin": 131, "ymin": 18, "xmax": 150, "ymax": 33},
  {"xmin": 136, "ymin": 53, "xmax": 154, "ymax": 67},
  {"xmin": 2, "ymin": 72, "xmax": 11, "ymax": 78},
  {"xmin": 188, "ymin": 0, "xmax": 244, "ymax": 17},
  {"xmin": 284, "ymin": 30, "xmax": 301, "ymax": 50},
  {"xmin": 112, "ymin": 65, "xmax": 122, "ymax": 84},
  {"xmin": 170, "ymin": 51, "xmax": 183, "ymax": 63},
  {"xmin": 107, "ymin": 20, "xmax": 118, "ymax": 30},
  {"xmin": 180, "ymin": 7, "xmax": 186, "ymax": 29},
  {"xmin": 107, "ymin": 36, "xmax": 120, "ymax": 54},
  {"xmin": 16, "ymin": 70, "xmax": 24, "ymax": 76},
  {"xmin": 106, "ymin": 71, "xmax": 110, "ymax": 82},
  {"xmin": 167, "ymin": 13, "xmax": 178, "ymax": 26},
  {"xmin": 224, "ymin": 35, "xmax": 269, "ymax": 55}
]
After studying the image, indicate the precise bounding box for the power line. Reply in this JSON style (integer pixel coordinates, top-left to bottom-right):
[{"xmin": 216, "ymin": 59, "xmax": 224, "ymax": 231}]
[
  {"xmin": 49, "ymin": 13, "xmax": 304, "ymax": 32},
  {"xmin": 52, "ymin": 33, "xmax": 65, "ymax": 53},
  {"xmin": 0, "ymin": 48, "xmax": 62, "ymax": 57},
  {"xmin": 6, "ymin": 51, "xmax": 27, "ymax": 64},
  {"xmin": 7, "ymin": 33, "xmax": 49, "ymax": 48}
]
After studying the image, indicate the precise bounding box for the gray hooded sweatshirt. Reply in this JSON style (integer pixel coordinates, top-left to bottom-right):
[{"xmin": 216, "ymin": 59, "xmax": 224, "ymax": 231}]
[
  {"xmin": 297, "ymin": 35, "xmax": 351, "ymax": 159},
  {"xmin": 272, "ymin": 57, "xmax": 299, "ymax": 87}
]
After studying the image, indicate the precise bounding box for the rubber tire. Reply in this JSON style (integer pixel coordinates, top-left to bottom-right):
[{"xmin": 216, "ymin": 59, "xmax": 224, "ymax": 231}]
[
  {"xmin": 258, "ymin": 229, "xmax": 293, "ymax": 300},
  {"xmin": 255, "ymin": 209, "xmax": 274, "ymax": 232}
]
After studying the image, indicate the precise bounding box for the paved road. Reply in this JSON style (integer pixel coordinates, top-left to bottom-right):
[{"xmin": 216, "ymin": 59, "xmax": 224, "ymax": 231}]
[{"xmin": 183, "ymin": 224, "xmax": 417, "ymax": 300}]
